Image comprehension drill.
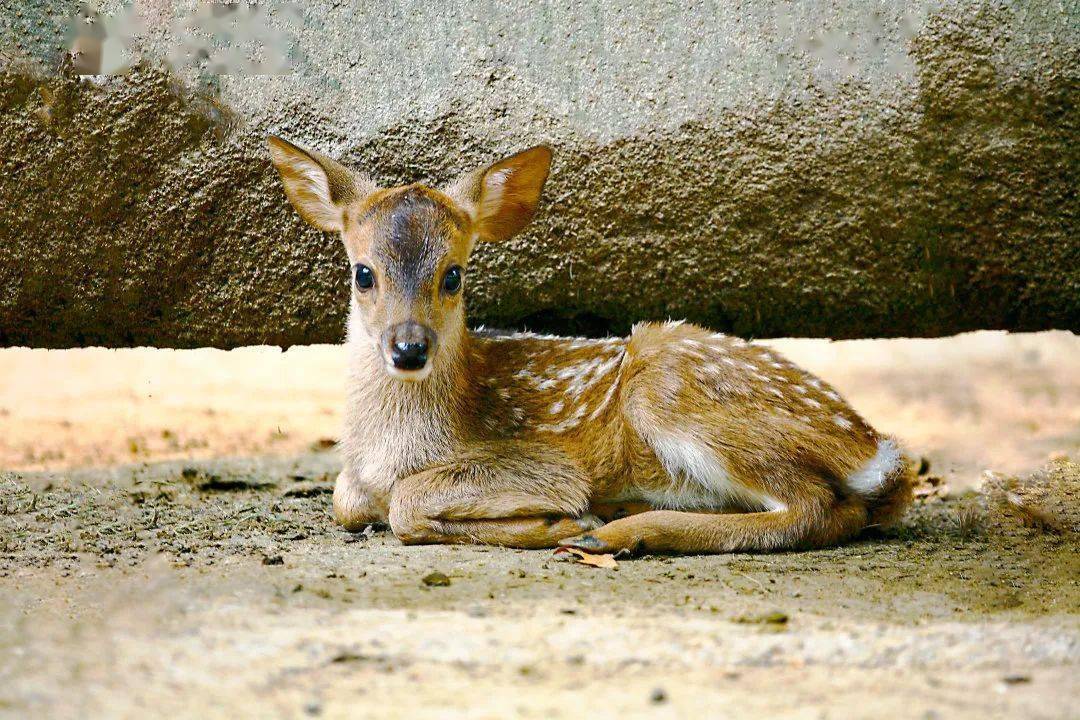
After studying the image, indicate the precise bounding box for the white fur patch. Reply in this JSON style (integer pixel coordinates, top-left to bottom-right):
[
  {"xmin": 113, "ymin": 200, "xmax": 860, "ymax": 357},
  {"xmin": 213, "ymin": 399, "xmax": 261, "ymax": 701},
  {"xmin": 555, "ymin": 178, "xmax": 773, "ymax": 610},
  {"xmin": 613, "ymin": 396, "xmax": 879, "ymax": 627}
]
[
  {"xmin": 644, "ymin": 431, "xmax": 786, "ymax": 512},
  {"xmin": 487, "ymin": 168, "xmax": 511, "ymax": 187},
  {"xmin": 846, "ymin": 438, "xmax": 902, "ymax": 495},
  {"xmin": 833, "ymin": 414, "xmax": 853, "ymax": 430},
  {"xmin": 480, "ymin": 169, "xmax": 510, "ymax": 215}
]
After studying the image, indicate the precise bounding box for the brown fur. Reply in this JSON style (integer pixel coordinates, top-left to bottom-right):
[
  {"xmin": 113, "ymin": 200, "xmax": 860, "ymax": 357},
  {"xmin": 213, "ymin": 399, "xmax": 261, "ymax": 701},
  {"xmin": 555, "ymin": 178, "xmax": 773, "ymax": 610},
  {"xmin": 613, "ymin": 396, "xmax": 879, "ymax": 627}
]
[{"xmin": 268, "ymin": 137, "xmax": 913, "ymax": 554}]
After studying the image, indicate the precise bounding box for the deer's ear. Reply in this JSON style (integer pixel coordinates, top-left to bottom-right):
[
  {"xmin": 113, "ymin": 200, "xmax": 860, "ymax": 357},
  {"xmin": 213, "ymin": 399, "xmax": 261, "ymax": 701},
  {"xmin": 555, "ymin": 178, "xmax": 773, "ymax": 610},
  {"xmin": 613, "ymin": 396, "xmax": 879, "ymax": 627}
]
[
  {"xmin": 446, "ymin": 145, "xmax": 552, "ymax": 242},
  {"xmin": 267, "ymin": 135, "xmax": 374, "ymax": 233}
]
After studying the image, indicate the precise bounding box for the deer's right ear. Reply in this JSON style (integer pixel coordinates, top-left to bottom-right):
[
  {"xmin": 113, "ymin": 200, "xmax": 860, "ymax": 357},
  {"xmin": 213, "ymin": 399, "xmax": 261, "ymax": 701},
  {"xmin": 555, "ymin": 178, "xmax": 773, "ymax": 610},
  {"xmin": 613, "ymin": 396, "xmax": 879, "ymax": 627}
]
[{"xmin": 267, "ymin": 135, "xmax": 373, "ymax": 233}]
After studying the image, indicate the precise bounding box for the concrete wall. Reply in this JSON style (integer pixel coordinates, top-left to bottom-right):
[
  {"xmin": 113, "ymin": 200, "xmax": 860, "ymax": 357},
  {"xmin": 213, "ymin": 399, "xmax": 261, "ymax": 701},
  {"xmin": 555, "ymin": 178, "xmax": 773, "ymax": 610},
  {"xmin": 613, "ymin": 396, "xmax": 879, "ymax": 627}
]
[{"xmin": 0, "ymin": 1, "xmax": 1076, "ymax": 348}]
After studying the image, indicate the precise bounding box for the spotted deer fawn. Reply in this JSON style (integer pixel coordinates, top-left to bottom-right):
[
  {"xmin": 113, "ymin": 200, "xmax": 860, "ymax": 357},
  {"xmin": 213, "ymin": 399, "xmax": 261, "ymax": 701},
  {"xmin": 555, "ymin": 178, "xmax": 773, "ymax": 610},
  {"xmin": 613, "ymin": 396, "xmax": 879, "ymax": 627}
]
[{"xmin": 268, "ymin": 137, "xmax": 914, "ymax": 555}]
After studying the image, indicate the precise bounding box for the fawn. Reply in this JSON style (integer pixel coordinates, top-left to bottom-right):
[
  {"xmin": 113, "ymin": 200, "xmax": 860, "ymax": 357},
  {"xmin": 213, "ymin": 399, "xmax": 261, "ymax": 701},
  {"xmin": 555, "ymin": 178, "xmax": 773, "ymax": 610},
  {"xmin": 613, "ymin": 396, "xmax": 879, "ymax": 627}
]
[{"xmin": 268, "ymin": 137, "xmax": 914, "ymax": 555}]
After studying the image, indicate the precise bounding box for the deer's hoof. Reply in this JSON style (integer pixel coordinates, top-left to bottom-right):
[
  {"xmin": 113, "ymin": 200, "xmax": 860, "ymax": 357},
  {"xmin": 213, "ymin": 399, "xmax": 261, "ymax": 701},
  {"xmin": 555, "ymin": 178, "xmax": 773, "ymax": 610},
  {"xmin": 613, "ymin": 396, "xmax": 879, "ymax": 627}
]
[
  {"xmin": 558, "ymin": 532, "xmax": 611, "ymax": 553},
  {"xmin": 574, "ymin": 514, "xmax": 605, "ymax": 532}
]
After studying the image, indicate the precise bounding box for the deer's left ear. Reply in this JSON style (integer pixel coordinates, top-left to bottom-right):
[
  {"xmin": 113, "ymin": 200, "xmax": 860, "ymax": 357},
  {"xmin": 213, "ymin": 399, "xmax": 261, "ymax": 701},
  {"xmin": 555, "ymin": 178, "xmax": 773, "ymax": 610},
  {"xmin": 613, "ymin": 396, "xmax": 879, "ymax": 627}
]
[{"xmin": 446, "ymin": 145, "xmax": 552, "ymax": 242}]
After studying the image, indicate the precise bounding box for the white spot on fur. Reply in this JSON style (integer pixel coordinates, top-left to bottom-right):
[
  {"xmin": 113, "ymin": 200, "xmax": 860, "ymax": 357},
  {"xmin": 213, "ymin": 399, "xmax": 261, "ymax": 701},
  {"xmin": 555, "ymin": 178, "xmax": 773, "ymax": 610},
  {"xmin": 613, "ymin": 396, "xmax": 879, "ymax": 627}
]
[
  {"xmin": 588, "ymin": 380, "xmax": 620, "ymax": 420},
  {"xmin": 846, "ymin": 438, "xmax": 902, "ymax": 495},
  {"xmin": 833, "ymin": 414, "xmax": 853, "ymax": 430},
  {"xmin": 549, "ymin": 400, "xmax": 564, "ymax": 415},
  {"xmin": 538, "ymin": 404, "xmax": 588, "ymax": 433},
  {"xmin": 768, "ymin": 387, "xmax": 784, "ymax": 398},
  {"xmin": 825, "ymin": 390, "xmax": 841, "ymax": 401},
  {"xmin": 557, "ymin": 357, "xmax": 606, "ymax": 383},
  {"xmin": 802, "ymin": 397, "xmax": 822, "ymax": 409}
]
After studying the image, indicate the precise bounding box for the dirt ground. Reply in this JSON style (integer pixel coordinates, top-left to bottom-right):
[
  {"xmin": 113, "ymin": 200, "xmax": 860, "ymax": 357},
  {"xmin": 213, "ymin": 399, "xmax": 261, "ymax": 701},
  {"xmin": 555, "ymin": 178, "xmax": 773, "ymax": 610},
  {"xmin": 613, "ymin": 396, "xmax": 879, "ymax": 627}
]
[{"xmin": 1, "ymin": 331, "xmax": 1078, "ymax": 719}]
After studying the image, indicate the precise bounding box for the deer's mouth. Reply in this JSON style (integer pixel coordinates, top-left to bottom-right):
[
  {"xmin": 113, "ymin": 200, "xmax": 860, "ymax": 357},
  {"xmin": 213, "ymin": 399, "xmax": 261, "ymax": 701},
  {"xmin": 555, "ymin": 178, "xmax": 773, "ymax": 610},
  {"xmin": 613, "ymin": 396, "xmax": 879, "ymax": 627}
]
[{"xmin": 383, "ymin": 361, "xmax": 433, "ymax": 382}]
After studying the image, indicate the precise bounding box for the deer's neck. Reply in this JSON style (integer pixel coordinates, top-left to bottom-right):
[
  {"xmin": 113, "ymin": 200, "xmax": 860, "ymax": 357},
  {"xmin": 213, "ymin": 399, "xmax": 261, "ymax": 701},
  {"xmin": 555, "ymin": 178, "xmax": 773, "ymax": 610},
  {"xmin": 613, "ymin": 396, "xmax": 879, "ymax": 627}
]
[{"xmin": 341, "ymin": 311, "xmax": 476, "ymax": 489}]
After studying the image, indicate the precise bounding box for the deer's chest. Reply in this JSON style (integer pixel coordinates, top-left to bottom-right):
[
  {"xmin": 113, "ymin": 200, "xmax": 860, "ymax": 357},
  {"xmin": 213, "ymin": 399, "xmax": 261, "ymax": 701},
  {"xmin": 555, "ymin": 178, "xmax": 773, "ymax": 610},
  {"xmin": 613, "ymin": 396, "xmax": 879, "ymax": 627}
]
[{"xmin": 341, "ymin": 397, "xmax": 456, "ymax": 493}]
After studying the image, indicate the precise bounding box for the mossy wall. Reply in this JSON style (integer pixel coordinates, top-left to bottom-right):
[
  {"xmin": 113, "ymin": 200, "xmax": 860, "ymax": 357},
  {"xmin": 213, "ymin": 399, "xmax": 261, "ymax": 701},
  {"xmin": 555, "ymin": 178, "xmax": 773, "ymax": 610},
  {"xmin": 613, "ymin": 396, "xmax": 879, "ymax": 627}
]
[{"xmin": 0, "ymin": 1, "xmax": 1076, "ymax": 347}]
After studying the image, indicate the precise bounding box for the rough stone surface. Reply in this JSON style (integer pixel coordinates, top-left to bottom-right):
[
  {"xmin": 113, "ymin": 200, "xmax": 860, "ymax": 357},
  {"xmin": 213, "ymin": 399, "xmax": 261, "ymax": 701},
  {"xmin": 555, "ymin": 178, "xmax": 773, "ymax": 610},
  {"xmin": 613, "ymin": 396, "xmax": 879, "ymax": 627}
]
[{"xmin": 0, "ymin": 1, "xmax": 1077, "ymax": 348}]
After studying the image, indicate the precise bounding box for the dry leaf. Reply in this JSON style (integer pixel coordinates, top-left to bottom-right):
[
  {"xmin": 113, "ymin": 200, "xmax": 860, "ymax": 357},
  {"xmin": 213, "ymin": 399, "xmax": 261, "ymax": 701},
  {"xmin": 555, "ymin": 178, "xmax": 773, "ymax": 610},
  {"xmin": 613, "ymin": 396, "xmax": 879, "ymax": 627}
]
[
  {"xmin": 553, "ymin": 547, "xmax": 618, "ymax": 569},
  {"xmin": 1005, "ymin": 492, "xmax": 1065, "ymax": 534}
]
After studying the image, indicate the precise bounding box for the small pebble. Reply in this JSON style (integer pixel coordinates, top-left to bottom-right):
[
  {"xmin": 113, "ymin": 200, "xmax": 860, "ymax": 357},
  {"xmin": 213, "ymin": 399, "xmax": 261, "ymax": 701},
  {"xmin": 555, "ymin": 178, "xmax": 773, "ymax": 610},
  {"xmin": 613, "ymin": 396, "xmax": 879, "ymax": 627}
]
[
  {"xmin": 422, "ymin": 571, "xmax": 451, "ymax": 587},
  {"xmin": 650, "ymin": 687, "xmax": 667, "ymax": 704},
  {"xmin": 1002, "ymin": 674, "xmax": 1031, "ymax": 684},
  {"xmin": 262, "ymin": 555, "xmax": 284, "ymax": 566}
]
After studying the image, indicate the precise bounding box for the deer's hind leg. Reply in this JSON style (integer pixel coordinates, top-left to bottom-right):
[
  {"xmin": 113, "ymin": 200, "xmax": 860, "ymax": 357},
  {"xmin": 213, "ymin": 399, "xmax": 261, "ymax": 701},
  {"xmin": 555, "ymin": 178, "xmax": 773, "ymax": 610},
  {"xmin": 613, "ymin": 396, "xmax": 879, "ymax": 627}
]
[
  {"xmin": 388, "ymin": 441, "xmax": 600, "ymax": 549},
  {"xmin": 560, "ymin": 498, "xmax": 868, "ymax": 555},
  {"xmin": 559, "ymin": 343, "xmax": 866, "ymax": 554}
]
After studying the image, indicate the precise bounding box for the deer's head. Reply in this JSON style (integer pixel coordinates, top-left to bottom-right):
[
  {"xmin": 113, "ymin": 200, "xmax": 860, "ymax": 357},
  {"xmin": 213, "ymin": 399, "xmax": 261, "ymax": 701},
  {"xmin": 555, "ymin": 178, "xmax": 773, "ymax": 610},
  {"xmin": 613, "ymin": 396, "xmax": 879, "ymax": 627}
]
[{"xmin": 268, "ymin": 137, "xmax": 551, "ymax": 381}]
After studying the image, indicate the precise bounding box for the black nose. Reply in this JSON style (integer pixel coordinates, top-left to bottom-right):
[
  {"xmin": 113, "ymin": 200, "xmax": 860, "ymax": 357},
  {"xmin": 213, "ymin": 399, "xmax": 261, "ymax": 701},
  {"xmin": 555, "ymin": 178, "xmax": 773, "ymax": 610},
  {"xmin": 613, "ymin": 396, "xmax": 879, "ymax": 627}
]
[{"xmin": 391, "ymin": 340, "xmax": 428, "ymax": 370}]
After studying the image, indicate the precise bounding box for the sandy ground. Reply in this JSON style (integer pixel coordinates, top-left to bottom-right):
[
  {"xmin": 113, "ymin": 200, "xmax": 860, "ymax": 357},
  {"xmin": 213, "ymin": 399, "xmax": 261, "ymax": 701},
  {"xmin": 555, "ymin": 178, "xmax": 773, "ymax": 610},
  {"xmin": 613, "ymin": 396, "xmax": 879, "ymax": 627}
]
[{"xmin": 1, "ymin": 331, "xmax": 1078, "ymax": 719}]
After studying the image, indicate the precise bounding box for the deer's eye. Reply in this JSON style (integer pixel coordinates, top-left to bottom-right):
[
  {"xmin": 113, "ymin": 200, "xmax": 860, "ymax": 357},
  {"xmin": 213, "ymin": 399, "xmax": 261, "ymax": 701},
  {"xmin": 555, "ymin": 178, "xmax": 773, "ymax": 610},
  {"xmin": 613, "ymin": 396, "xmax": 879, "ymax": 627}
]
[
  {"xmin": 354, "ymin": 264, "xmax": 375, "ymax": 291},
  {"xmin": 442, "ymin": 265, "xmax": 463, "ymax": 295}
]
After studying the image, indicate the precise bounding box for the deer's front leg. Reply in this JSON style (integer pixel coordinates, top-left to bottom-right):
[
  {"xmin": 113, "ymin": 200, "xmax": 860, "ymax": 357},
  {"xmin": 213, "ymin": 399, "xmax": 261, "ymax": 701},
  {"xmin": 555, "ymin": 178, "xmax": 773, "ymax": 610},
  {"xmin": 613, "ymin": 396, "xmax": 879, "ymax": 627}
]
[
  {"xmin": 388, "ymin": 444, "xmax": 600, "ymax": 549},
  {"xmin": 333, "ymin": 467, "xmax": 389, "ymax": 532}
]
